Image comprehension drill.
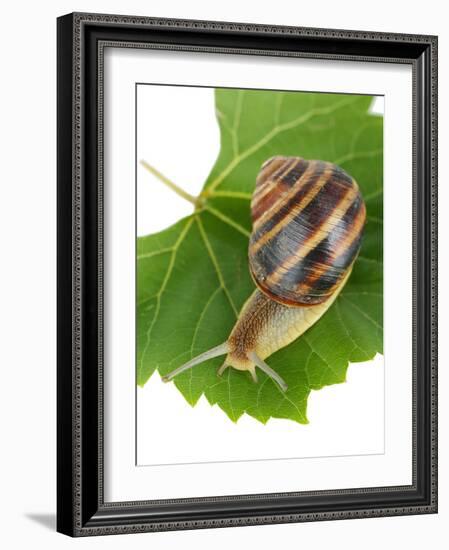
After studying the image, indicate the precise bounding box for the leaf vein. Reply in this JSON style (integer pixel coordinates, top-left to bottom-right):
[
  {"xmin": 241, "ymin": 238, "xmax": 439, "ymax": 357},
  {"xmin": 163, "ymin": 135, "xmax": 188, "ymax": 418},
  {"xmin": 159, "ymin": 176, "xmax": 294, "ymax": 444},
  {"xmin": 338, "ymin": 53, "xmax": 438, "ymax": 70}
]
[
  {"xmin": 335, "ymin": 300, "xmax": 370, "ymax": 360},
  {"xmin": 204, "ymin": 205, "xmax": 251, "ymax": 237},
  {"xmin": 138, "ymin": 218, "xmax": 194, "ymax": 378},
  {"xmin": 232, "ymin": 89, "xmax": 244, "ymax": 156},
  {"xmin": 196, "ymin": 216, "xmax": 239, "ymax": 317},
  {"xmin": 137, "ymin": 247, "xmax": 173, "ymax": 260},
  {"xmin": 207, "ymin": 96, "xmax": 356, "ymax": 193},
  {"xmin": 340, "ymin": 295, "xmax": 382, "ymax": 330},
  {"xmin": 188, "ymin": 286, "xmax": 222, "ymax": 402}
]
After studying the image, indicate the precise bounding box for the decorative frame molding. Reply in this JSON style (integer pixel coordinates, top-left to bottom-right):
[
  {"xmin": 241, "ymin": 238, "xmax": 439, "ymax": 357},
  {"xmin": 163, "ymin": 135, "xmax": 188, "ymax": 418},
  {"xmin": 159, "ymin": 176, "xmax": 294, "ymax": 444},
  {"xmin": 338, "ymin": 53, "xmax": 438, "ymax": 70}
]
[{"xmin": 57, "ymin": 12, "xmax": 437, "ymax": 536}]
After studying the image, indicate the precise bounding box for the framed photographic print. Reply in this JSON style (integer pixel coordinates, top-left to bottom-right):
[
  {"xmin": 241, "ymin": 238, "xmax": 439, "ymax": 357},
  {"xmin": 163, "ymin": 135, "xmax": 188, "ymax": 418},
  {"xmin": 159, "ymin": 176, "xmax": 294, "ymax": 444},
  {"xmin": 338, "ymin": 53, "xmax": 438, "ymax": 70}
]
[{"xmin": 57, "ymin": 12, "xmax": 438, "ymax": 536}]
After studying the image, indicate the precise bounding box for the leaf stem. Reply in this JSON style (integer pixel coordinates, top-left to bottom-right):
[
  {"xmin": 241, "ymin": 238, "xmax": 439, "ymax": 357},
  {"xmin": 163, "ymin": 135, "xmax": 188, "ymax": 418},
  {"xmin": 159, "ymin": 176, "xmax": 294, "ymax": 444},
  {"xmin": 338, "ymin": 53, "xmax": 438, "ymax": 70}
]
[
  {"xmin": 140, "ymin": 160, "xmax": 197, "ymax": 206},
  {"xmin": 205, "ymin": 190, "xmax": 252, "ymax": 200}
]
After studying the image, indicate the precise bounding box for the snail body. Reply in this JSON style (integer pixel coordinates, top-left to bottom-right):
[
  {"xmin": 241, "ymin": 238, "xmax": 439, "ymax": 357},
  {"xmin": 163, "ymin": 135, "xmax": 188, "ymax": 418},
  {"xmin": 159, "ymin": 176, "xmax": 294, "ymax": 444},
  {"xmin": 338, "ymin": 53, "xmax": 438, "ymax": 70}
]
[{"xmin": 163, "ymin": 156, "xmax": 366, "ymax": 392}]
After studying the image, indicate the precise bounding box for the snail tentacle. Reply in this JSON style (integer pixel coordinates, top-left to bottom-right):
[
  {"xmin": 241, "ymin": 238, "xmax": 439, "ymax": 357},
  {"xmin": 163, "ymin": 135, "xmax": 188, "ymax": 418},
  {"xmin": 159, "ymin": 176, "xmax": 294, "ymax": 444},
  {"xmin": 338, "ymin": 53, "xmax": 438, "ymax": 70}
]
[
  {"xmin": 250, "ymin": 369, "xmax": 258, "ymax": 383},
  {"xmin": 248, "ymin": 351, "xmax": 288, "ymax": 393},
  {"xmin": 217, "ymin": 362, "xmax": 228, "ymax": 377},
  {"xmin": 162, "ymin": 342, "xmax": 229, "ymax": 383}
]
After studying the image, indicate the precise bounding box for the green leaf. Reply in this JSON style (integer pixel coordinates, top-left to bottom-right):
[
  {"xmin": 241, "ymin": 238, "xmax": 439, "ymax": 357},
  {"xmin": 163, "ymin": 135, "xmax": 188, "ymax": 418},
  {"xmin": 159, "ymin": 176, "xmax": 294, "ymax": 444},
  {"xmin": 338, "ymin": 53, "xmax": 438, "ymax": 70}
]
[{"xmin": 137, "ymin": 89, "xmax": 383, "ymax": 424}]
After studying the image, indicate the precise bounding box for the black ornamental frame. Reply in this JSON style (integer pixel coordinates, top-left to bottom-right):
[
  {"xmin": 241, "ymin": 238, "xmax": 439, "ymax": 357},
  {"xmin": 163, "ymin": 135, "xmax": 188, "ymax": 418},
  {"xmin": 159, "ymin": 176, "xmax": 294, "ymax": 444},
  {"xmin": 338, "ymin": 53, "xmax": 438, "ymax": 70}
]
[{"xmin": 57, "ymin": 12, "xmax": 438, "ymax": 536}]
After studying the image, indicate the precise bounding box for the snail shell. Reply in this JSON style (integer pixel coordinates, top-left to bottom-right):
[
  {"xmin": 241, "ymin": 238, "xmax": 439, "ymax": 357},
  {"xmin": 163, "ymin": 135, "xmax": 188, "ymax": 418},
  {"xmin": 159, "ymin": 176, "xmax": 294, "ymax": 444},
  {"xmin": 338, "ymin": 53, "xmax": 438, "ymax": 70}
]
[
  {"xmin": 249, "ymin": 156, "xmax": 366, "ymax": 306},
  {"xmin": 162, "ymin": 156, "xmax": 366, "ymax": 392}
]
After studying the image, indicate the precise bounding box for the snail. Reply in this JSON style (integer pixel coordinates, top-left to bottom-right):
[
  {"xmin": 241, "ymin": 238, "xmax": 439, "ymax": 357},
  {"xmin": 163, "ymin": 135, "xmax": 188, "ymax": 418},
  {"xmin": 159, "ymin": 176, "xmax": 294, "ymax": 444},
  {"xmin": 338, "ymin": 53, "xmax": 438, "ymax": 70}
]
[{"xmin": 163, "ymin": 156, "xmax": 366, "ymax": 392}]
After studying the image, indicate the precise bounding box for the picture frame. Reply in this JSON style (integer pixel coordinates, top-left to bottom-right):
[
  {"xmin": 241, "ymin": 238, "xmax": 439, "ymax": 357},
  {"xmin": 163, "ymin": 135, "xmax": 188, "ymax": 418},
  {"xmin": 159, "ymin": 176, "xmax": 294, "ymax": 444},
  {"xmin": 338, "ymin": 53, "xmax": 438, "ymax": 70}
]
[{"xmin": 57, "ymin": 12, "xmax": 438, "ymax": 536}]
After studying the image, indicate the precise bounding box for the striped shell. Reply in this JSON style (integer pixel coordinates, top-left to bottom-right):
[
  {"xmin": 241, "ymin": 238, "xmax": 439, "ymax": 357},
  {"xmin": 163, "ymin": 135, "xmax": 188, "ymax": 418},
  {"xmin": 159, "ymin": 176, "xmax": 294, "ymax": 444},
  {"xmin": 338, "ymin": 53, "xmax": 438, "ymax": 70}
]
[{"xmin": 249, "ymin": 156, "xmax": 366, "ymax": 306}]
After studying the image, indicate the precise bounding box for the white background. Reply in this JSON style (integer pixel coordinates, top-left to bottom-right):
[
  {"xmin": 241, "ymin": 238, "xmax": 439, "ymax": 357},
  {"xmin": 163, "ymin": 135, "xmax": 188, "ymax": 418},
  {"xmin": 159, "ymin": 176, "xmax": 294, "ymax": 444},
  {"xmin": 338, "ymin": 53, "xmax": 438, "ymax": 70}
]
[
  {"xmin": 136, "ymin": 87, "xmax": 386, "ymax": 467},
  {"xmin": 0, "ymin": 0, "xmax": 446, "ymax": 548},
  {"xmin": 106, "ymin": 47, "xmax": 413, "ymax": 501}
]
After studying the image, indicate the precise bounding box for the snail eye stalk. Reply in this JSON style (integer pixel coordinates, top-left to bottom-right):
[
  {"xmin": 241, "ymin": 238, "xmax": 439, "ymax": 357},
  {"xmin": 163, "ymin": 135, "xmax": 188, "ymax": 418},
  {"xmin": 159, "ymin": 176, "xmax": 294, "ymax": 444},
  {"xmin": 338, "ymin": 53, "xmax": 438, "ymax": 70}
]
[
  {"xmin": 162, "ymin": 342, "xmax": 229, "ymax": 382},
  {"xmin": 248, "ymin": 351, "xmax": 288, "ymax": 392}
]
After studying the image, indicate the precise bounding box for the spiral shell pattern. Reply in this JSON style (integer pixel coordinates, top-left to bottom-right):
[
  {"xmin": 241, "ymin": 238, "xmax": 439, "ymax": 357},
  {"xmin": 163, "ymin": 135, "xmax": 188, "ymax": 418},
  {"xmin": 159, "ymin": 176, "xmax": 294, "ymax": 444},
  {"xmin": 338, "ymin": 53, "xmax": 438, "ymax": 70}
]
[{"xmin": 249, "ymin": 156, "xmax": 366, "ymax": 306}]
